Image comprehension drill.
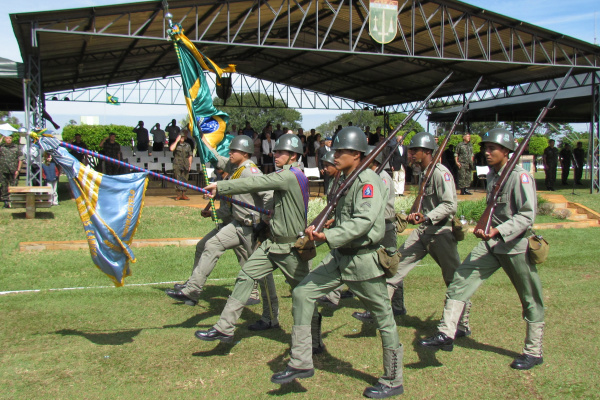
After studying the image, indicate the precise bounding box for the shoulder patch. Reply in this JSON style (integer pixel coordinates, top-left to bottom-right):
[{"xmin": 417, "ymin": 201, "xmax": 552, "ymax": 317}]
[
  {"xmin": 444, "ymin": 172, "xmax": 451, "ymax": 181},
  {"xmin": 362, "ymin": 184, "xmax": 374, "ymax": 198},
  {"xmin": 521, "ymin": 173, "xmax": 530, "ymax": 184},
  {"xmin": 382, "ymin": 178, "xmax": 387, "ymax": 185},
  {"xmin": 251, "ymin": 167, "xmax": 259, "ymax": 174}
]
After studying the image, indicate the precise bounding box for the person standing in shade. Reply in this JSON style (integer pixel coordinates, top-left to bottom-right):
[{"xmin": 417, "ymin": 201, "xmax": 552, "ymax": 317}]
[
  {"xmin": 389, "ymin": 134, "xmax": 407, "ymax": 196},
  {"xmin": 419, "ymin": 128, "xmax": 544, "ymax": 371},
  {"xmin": 133, "ymin": 121, "xmax": 149, "ymax": 153},
  {"xmin": 166, "ymin": 119, "xmax": 181, "ymax": 147},
  {"xmin": 195, "ymin": 134, "xmax": 322, "ymax": 351},
  {"xmin": 151, "ymin": 123, "xmax": 166, "ymax": 152},
  {"xmin": 100, "ymin": 133, "xmax": 122, "ymax": 175},
  {"xmin": 559, "ymin": 143, "xmax": 572, "ymax": 185},
  {"xmin": 352, "ymin": 132, "xmax": 472, "ymax": 337},
  {"xmin": 41, "ymin": 152, "xmax": 61, "ymax": 206},
  {"xmin": 242, "ymin": 121, "xmax": 254, "ymax": 138},
  {"xmin": 229, "ymin": 123, "xmax": 238, "ymax": 136},
  {"xmin": 70, "ymin": 134, "xmax": 88, "ymax": 165},
  {"xmin": 543, "ymin": 139, "xmax": 559, "ymax": 191},
  {"xmin": 0, "ymin": 134, "xmax": 23, "ymax": 208},
  {"xmin": 455, "ymin": 133, "xmax": 474, "ymax": 195},
  {"xmin": 272, "ymin": 127, "xmax": 404, "ymax": 399},
  {"xmin": 262, "ymin": 131, "xmax": 275, "ymax": 174},
  {"xmin": 316, "ymin": 136, "xmax": 333, "ymax": 192},
  {"xmin": 170, "ymin": 133, "xmax": 193, "ymax": 201},
  {"xmin": 573, "ymin": 141, "xmax": 586, "ymax": 185},
  {"xmin": 166, "ymin": 135, "xmax": 278, "ymax": 328}
]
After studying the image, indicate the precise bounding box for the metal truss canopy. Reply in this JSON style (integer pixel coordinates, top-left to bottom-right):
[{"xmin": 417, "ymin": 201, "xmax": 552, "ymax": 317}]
[{"xmin": 11, "ymin": 0, "xmax": 600, "ymax": 109}]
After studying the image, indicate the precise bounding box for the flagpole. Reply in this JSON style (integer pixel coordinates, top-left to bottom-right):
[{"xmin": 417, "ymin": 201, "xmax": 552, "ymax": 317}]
[{"xmin": 59, "ymin": 141, "xmax": 272, "ymax": 216}]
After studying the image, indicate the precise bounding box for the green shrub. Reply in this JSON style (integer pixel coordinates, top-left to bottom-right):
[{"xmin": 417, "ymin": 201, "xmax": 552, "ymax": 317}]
[
  {"xmin": 456, "ymin": 197, "xmax": 487, "ymax": 223},
  {"xmin": 62, "ymin": 124, "xmax": 136, "ymax": 152}
]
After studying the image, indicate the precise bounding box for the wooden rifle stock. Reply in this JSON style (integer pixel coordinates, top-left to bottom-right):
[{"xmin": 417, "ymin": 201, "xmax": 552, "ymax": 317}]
[
  {"xmin": 410, "ymin": 76, "xmax": 483, "ymax": 218},
  {"xmin": 309, "ymin": 72, "xmax": 454, "ymax": 233},
  {"xmin": 474, "ymin": 67, "xmax": 573, "ymax": 234}
]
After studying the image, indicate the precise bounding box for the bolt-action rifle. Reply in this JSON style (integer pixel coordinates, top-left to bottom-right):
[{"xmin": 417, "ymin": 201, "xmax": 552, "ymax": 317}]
[
  {"xmin": 410, "ymin": 76, "xmax": 483, "ymax": 220},
  {"xmin": 474, "ymin": 68, "xmax": 573, "ymax": 235},
  {"xmin": 307, "ymin": 72, "xmax": 453, "ymax": 234}
]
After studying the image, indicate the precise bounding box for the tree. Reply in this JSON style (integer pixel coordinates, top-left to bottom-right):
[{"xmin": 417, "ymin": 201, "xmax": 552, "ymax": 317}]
[
  {"xmin": 527, "ymin": 135, "xmax": 548, "ymax": 156},
  {"xmin": 0, "ymin": 111, "xmax": 21, "ymax": 127},
  {"xmin": 316, "ymin": 110, "xmax": 423, "ymax": 137},
  {"xmin": 213, "ymin": 93, "xmax": 302, "ymax": 133},
  {"xmin": 68, "ymin": 119, "xmax": 78, "ymax": 126}
]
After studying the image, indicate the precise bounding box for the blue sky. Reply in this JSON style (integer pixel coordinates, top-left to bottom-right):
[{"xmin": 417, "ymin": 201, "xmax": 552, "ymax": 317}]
[{"xmin": 2, "ymin": 0, "xmax": 598, "ymax": 131}]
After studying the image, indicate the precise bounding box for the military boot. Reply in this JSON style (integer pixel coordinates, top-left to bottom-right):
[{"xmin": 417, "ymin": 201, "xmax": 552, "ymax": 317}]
[
  {"xmin": 455, "ymin": 300, "xmax": 472, "ymax": 338},
  {"xmin": 511, "ymin": 322, "xmax": 545, "ymax": 370},
  {"xmin": 311, "ymin": 311, "xmax": 325, "ymax": 354},
  {"xmin": 419, "ymin": 299, "xmax": 465, "ymax": 351},
  {"xmin": 389, "ymin": 282, "xmax": 407, "ymax": 316},
  {"xmin": 363, "ymin": 346, "xmax": 404, "ymax": 398}
]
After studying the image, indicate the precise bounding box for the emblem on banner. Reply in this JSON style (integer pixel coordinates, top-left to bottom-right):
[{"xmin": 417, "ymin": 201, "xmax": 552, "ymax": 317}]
[{"xmin": 369, "ymin": 0, "xmax": 398, "ymax": 44}]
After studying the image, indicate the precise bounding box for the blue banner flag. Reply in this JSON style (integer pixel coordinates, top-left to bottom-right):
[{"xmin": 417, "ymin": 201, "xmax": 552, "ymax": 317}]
[
  {"xmin": 168, "ymin": 23, "xmax": 236, "ymax": 164},
  {"xmin": 38, "ymin": 136, "xmax": 148, "ymax": 286}
]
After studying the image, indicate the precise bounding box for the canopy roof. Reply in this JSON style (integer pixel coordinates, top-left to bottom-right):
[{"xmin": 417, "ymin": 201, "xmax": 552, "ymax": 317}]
[
  {"xmin": 0, "ymin": 57, "xmax": 24, "ymax": 111},
  {"xmin": 8, "ymin": 0, "xmax": 600, "ymax": 110}
]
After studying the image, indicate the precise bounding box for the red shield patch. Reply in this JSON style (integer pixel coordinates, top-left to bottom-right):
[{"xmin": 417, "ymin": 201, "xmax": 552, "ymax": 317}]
[
  {"xmin": 362, "ymin": 184, "xmax": 374, "ymax": 198},
  {"xmin": 521, "ymin": 173, "xmax": 530, "ymax": 184},
  {"xmin": 251, "ymin": 167, "xmax": 259, "ymax": 174},
  {"xmin": 444, "ymin": 172, "xmax": 451, "ymax": 181}
]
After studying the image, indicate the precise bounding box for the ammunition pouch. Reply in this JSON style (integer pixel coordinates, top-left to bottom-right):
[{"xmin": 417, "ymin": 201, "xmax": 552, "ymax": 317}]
[
  {"xmin": 395, "ymin": 212, "xmax": 408, "ymax": 234},
  {"xmin": 377, "ymin": 247, "xmax": 401, "ymax": 278},
  {"xmin": 528, "ymin": 233, "xmax": 549, "ymax": 264},
  {"xmin": 451, "ymin": 216, "xmax": 467, "ymax": 241},
  {"xmin": 293, "ymin": 236, "xmax": 317, "ymax": 261}
]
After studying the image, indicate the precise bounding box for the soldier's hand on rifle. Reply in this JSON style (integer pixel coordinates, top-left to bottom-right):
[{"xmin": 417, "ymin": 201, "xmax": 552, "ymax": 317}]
[
  {"xmin": 474, "ymin": 226, "xmax": 499, "ymax": 241},
  {"xmin": 407, "ymin": 212, "xmax": 425, "ymax": 225},
  {"xmin": 204, "ymin": 183, "xmax": 218, "ymax": 198},
  {"xmin": 305, "ymin": 225, "xmax": 326, "ymax": 241},
  {"xmin": 324, "ymin": 218, "xmax": 335, "ymax": 229},
  {"xmin": 201, "ymin": 209, "xmax": 212, "ymax": 218}
]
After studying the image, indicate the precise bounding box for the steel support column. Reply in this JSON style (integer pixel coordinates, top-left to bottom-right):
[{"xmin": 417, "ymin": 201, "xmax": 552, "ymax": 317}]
[
  {"xmin": 25, "ymin": 54, "xmax": 44, "ymax": 186},
  {"xmin": 591, "ymin": 76, "xmax": 599, "ymax": 193}
]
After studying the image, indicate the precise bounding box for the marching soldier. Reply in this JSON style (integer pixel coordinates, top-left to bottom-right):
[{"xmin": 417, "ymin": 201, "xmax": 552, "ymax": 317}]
[
  {"xmin": 272, "ymin": 127, "xmax": 404, "ymax": 399},
  {"xmin": 455, "ymin": 132, "xmax": 474, "ymax": 195},
  {"xmin": 195, "ymin": 134, "xmax": 322, "ymax": 349},
  {"xmin": 419, "ymin": 128, "xmax": 544, "ymax": 371},
  {"xmin": 0, "ymin": 134, "xmax": 23, "ymax": 208},
  {"xmin": 352, "ymin": 132, "xmax": 471, "ymax": 336},
  {"xmin": 165, "ymin": 136, "xmax": 279, "ymax": 329}
]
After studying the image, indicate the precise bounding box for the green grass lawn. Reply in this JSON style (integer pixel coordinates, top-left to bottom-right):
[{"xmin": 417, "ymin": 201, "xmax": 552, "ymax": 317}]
[{"xmin": 1, "ymin": 187, "xmax": 599, "ymax": 399}]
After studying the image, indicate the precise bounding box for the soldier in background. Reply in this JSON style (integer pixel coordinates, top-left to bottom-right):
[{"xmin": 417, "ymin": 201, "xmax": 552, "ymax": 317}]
[
  {"xmin": 99, "ymin": 133, "xmax": 122, "ymax": 175},
  {"xmin": 170, "ymin": 133, "xmax": 193, "ymax": 200},
  {"xmin": 150, "ymin": 123, "xmax": 166, "ymax": 152},
  {"xmin": 573, "ymin": 141, "xmax": 586, "ymax": 185},
  {"xmin": 0, "ymin": 134, "xmax": 23, "ymax": 208},
  {"xmin": 166, "ymin": 119, "xmax": 181, "ymax": 147},
  {"xmin": 542, "ymin": 139, "xmax": 559, "ymax": 191},
  {"xmin": 455, "ymin": 133, "xmax": 474, "ymax": 195},
  {"xmin": 420, "ymin": 128, "xmax": 544, "ymax": 371},
  {"xmin": 559, "ymin": 143, "xmax": 572, "ymax": 185}
]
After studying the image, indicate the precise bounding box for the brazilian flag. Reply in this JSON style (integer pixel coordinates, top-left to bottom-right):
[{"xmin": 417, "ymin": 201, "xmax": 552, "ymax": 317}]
[
  {"xmin": 106, "ymin": 93, "xmax": 120, "ymax": 105},
  {"xmin": 168, "ymin": 24, "xmax": 236, "ymax": 164}
]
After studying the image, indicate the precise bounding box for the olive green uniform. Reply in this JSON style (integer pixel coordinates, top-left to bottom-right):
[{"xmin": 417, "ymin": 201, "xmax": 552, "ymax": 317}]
[
  {"xmin": 326, "ymin": 169, "xmax": 395, "ymax": 306},
  {"xmin": 182, "ymin": 149, "xmax": 278, "ymax": 324},
  {"xmin": 543, "ymin": 146, "xmax": 559, "ymax": 190},
  {"xmin": 438, "ymin": 165, "xmax": 543, "ymax": 356},
  {"xmin": 0, "ymin": 142, "xmax": 22, "ymax": 202},
  {"xmin": 388, "ymin": 164, "xmax": 470, "ymax": 331},
  {"xmin": 173, "ymin": 141, "xmax": 192, "ymax": 191},
  {"xmin": 211, "ymin": 163, "xmax": 311, "ymax": 336},
  {"xmin": 102, "ymin": 141, "xmax": 121, "ymax": 175},
  {"xmin": 455, "ymin": 141, "xmax": 473, "ymax": 189},
  {"xmin": 289, "ymin": 169, "xmax": 403, "ymax": 388}
]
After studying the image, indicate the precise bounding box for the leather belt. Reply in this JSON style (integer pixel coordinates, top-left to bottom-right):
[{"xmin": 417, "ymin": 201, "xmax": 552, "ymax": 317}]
[{"xmin": 337, "ymin": 245, "xmax": 379, "ymax": 256}]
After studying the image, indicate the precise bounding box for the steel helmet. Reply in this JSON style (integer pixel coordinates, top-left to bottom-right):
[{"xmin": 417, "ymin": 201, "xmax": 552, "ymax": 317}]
[
  {"xmin": 331, "ymin": 126, "xmax": 368, "ymax": 153},
  {"xmin": 481, "ymin": 128, "xmax": 516, "ymax": 151},
  {"xmin": 365, "ymin": 145, "xmax": 384, "ymax": 165},
  {"xmin": 229, "ymin": 135, "xmax": 254, "ymax": 154},
  {"xmin": 273, "ymin": 133, "xmax": 303, "ymax": 154},
  {"xmin": 408, "ymin": 131, "xmax": 437, "ymax": 151},
  {"xmin": 321, "ymin": 149, "xmax": 336, "ymax": 165}
]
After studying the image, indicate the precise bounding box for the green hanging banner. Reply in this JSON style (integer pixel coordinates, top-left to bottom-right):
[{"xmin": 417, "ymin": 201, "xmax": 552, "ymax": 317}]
[{"xmin": 369, "ymin": 0, "xmax": 398, "ymax": 44}]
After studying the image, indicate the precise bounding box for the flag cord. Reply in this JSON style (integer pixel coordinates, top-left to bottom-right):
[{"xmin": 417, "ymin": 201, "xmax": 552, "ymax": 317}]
[{"xmin": 59, "ymin": 142, "xmax": 272, "ymax": 216}]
